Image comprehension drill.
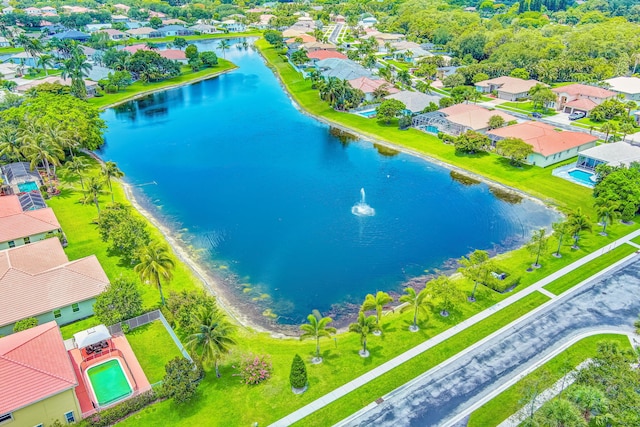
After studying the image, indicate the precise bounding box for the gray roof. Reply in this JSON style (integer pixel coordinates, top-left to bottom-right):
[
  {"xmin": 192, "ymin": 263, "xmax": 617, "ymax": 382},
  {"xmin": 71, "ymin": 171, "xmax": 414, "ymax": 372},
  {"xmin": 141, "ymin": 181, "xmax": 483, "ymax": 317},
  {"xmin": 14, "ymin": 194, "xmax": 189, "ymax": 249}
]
[
  {"xmin": 156, "ymin": 25, "xmax": 189, "ymax": 32},
  {"xmin": 384, "ymin": 90, "xmax": 441, "ymax": 113},
  {"xmin": 317, "ymin": 59, "xmax": 373, "ymax": 80},
  {"xmin": 1, "ymin": 162, "xmax": 41, "ymax": 184},
  {"xmin": 579, "ymin": 142, "xmax": 640, "ymax": 166},
  {"xmin": 52, "ymin": 30, "xmax": 90, "ymax": 40}
]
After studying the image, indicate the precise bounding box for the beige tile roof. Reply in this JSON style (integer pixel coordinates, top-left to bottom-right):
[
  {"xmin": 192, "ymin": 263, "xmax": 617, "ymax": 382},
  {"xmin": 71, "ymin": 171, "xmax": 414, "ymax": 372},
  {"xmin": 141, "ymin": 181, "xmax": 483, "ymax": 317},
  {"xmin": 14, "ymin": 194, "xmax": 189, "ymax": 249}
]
[
  {"xmin": 475, "ymin": 76, "xmax": 542, "ymax": 94},
  {"xmin": 0, "ymin": 321, "xmax": 77, "ymax": 414},
  {"xmin": 0, "ymin": 195, "xmax": 23, "ymax": 218},
  {"xmin": 0, "ymin": 239, "xmax": 109, "ymax": 327},
  {"xmin": 439, "ymin": 104, "xmax": 518, "ymax": 130},
  {"xmin": 0, "ymin": 197, "xmax": 60, "ymax": 243},
  {"xmin": 552, "ymin": 83, "xmax": 616, "ymax": 99}
]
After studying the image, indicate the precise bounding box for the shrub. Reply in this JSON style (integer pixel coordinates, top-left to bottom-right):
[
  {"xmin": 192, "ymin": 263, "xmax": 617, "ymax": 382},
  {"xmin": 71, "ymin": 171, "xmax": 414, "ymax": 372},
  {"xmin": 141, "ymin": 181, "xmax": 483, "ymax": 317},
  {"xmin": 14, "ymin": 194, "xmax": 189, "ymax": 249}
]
[
  {"xmin": 162, "ymin": 357, "xmax": 201, "ymax": 404},
  {"xmin": 13, "ymin": 317, "xmax": 38, "ymax": 333},
  {"xmin": 81, "ymin": 391, "xmax": 157, "ymax": 427},
  {"xmin": 234, "ymin": 354, "xmax": 272, "ymax": 385},
  {"xmin": 289, "ymin": 354, "xmax": 307, "ymax": 390}
]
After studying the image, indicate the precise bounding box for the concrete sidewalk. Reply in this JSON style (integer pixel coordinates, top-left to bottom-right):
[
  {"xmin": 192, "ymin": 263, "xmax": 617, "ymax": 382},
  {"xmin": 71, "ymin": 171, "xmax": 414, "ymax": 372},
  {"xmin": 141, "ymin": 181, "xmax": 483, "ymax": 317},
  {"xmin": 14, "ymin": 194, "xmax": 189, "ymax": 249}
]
[{"xmin": 268, "ymin": 228, "xmax": 640, "ymax": 427}]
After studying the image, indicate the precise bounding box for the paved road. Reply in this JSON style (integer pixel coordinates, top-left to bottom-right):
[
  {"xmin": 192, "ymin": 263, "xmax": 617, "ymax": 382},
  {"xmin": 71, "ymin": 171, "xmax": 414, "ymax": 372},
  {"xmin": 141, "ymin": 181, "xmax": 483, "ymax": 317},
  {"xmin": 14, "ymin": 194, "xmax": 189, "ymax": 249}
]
[
  {"xmin": 328, "ymin": 23, "xmax": 343, "ymax": 45},
  {"xmin": 339, "ymin": 257, "xmax": 640, "ymax": 427}
]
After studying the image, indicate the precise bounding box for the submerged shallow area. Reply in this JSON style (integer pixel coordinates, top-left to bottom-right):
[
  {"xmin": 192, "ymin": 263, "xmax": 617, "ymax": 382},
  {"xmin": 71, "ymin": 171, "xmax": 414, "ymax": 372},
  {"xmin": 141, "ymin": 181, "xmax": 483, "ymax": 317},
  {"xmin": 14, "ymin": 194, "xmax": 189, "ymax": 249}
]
[{"xmin": 99, "ymin": 40, "xmax": 559, "ymax": 324}]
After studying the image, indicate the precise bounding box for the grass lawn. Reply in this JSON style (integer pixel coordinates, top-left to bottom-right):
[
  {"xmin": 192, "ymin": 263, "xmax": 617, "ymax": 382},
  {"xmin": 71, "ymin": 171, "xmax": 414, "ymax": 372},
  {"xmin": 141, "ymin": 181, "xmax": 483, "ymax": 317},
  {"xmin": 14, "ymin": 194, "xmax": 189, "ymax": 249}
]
[
  {"xmin": 386, "ymin": 59, "xmax": 411, "ymax": 71},
  {"xmin": 574, "ymin": 116, "xmax": 639, "ymax": 134},
  {"xmin": 468, "ymin": 333, "xmax": 631, "ymax": 426},
  {"xmin": 122, "ymin": 31, "xmax": 262, "ymax": 46},
  {"xmin": 88, "ymin": 60, "xmax": 236, "ymax": 109},
  {"xmin": 126, "ymin": 321, "xmax": 184, "ymax": 384},
  {"xmin": 499, "ymin": 101, "xmax": 557, "ymax": 116},
  {"xmin": 0, "ymin": 46, "xmax": 22, "ymax": 54},
  {"xmin": 632, "ymin": 235, "xmax": 640, "ymax": 245},
  {"xmin": 60, "ymin": 316, "xmax": 101, "ymax": 340},
  {"xmin": 22, "ymin": 69, "xmax": 62, "ymax": 80},
  {"xmin": 543, "ymin": 243, "xmax": 638, "ymax": 295}
]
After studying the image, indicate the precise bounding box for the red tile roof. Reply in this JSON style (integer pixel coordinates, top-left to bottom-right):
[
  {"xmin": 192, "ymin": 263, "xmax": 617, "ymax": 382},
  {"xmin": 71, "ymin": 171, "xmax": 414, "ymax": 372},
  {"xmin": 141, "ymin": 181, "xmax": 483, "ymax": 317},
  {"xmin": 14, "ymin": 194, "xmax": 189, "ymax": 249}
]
[
  {"xmin": 0, "ymin": 238, "xmax": 110, "ymax": 327},
  {"xmin": 308, "ymin": 50, "xmax": 347, "ymax": 60},
  {"xmin": 285, "ymin": 34, "xmax": 316, "ymax": 44},
  {"xmin": 348, "ymin": 77, "xmax": 399, "ymax": 94},
  {"xmin": 122, "ymin": 44, "xmax": 186, "ymax": 60},
  {"xmin": 439, "ymin": 104, "xmax": 517, "ymax": 130},
  {"xmin": 552, "ymin": 83, "xmax": 616, "ymax": 100},
  {"xmin": 564, "ymin": 98, "xmax": 598, "ymax": 111},
  {"xmin": 0, "ymin": 321, "xmax": 78, "ymax": 414},
  {"xmin": 488, "ymin": 121, "xmax": 598, "ymax": 156},
  {"xmin": 0, "ymin": 196, "xmax": 60, "ymax": 242}
]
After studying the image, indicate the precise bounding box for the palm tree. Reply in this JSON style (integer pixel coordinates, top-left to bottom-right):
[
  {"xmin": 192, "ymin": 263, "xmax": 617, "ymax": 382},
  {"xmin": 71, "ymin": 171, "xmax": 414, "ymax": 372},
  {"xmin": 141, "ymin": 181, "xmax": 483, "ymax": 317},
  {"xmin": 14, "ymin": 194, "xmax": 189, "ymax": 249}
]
[
  {"xmin": 86, "ymin": 176, "xmax": 104, "ymax": 216},
  {"xmin": 41, "ymin": 121, "xmax": 76, "ymax": 159},
  {"xmin": 134, "ymin": 240, "xmax": 175, "ymax": 305},
  {"xmin": 552, "ymin": 221, "xmax": 569, "ymax": 258},
  {"xmin": 0, "ymin": 126, "xmax": 22, "ymax": 162},
  {"xmin": 218, "ymin": 40, "xmax": 230, "ymax": 58},
  {"xmin": 61, "ymin": 51, "xmax": 92, "ymax": 99},
  {"xmin": 568, "ymin": 208, "xmax": 592, "ymax": 249},
  {"xmin": 399, "ymin": 287, "xmax": 429, "ymax": 332},
  {"xmin": 599, "ymin": 122, "xmax": 617, "ymax": 143},
  {"xmin": 527, "ymin": 228, "xmax": 548, "ymax": 269},
  {"xmin": 145, "ymin": 42, "xmax": 159, "ymax": 50},
  {"xmin": 67, "ymin": 156, "xmax": 88, "ymax": 191},
  {"xmin": 348, "ymin": 311, "xmax": 377, "ymax": 357},
  {"xmin": 299, "ymin": 310, "xmax": 336, "ymax": 363},
  {"xmin": 458, "ymin": 249, "xmax": 491, "ymax": 301},
  {"xmin": 361, "ymin": 291, "xmax": 393, "ymax": 334},
  {"xmin": 37, "ymin": 54, "xmax": 55, "ymax": 76},
  {"xmin": 596, "ymin": 203, "xmax": 620, "ymax": 236},
  {"xmin": 619, "ymin": 122, "xmax": 636, "ymax": 141},
  {"xmin": 187, "ymin": 306, "xmax": 236, "ymax": 377},
  {"xmin": 19, "ymin": 126, "xmax": 64, "ymax": 180},
  {"xmin": 397, "ymin": 69, "xmax": 411, "ymax": 87},
  {"xmin": 102, "ymin": 161, "xmax": 124, "ymax": 203}
]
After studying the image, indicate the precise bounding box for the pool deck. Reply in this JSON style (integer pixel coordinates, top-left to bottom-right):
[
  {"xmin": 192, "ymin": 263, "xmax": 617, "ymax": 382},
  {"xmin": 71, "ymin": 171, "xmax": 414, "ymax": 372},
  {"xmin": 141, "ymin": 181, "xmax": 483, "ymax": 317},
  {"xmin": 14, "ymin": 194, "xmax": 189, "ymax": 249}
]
[{"xmin": 69, "ymin": 334, "xmax": 151, "ymax": 417}]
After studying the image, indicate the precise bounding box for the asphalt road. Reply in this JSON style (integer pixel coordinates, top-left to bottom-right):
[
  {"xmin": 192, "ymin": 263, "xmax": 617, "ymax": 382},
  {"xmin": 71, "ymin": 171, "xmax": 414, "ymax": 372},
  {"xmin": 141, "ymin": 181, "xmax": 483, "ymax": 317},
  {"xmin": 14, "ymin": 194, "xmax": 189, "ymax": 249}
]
[{"xmin": 341, "ymin": 256, "xmax": 640, "ymax": 427}]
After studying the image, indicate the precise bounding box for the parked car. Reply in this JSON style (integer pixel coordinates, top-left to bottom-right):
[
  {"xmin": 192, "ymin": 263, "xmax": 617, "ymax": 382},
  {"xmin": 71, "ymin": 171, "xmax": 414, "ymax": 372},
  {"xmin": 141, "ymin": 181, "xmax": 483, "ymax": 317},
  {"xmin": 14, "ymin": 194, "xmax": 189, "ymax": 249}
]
[
  {"xmin": 568, "ymin": 112, "xmax": 586, "ymax": 120},
  {"xmin": 531, "ymin": 112, "xmax": 542, "ymax": 118}
]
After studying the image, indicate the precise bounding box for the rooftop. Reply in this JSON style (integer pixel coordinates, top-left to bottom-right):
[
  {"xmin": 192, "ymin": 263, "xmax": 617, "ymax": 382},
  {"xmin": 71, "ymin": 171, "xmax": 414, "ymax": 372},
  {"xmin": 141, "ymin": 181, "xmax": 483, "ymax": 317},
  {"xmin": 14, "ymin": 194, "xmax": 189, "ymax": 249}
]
[
  {"xmin": 552, "ymin": 83, "xmax": 617, "ymax": 99},
  {"xmin": 488, "ymin": 122, "xmax": 598, "ymax": 156},
  {"xmin": 0, "ymin": 321, "xmax": 77, "ymax": 414},
  {"xmin": 603, "ymin": 76, "xmax": 640, "ymax": 95},
  {"xmin": 578, "ymin": 142, "xmax": 640, "ymax": 167},
  {"xmin": 348, "ymin": 77, "xmax": 399, "ymax": 94},
  {"xmin": 439, "ymin": 104, "xmax": 518, "ymax": 130},
  {"xmin": 0, "ymin": 196, "xmax": 60, "ymax": 242},
  {"xmin": 307, "ymin": 50, "xmax": 347, "ymax": 61},
  {"xmin": 564, "ymin": 98, "xmax": 598, "ymax": 111},
  {"xmin": 0, "ymin": 238, "xmax": 109, "ymax": 327},
  {"xmin": 385, "ymin": 90, "xmax": 441, "ymax": 113},
  {"xmin": 475, "ymin": 76, "xmax": 542, "ymax": 94}
]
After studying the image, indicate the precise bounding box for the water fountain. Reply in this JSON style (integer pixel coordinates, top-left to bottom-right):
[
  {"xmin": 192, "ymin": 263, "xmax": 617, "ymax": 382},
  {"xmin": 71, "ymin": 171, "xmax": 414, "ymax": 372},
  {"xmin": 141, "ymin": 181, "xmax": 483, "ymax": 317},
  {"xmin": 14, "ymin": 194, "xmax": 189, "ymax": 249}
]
[{"xmin": 352, "ymin": 188, "xmax": 375, "ymax": 217}]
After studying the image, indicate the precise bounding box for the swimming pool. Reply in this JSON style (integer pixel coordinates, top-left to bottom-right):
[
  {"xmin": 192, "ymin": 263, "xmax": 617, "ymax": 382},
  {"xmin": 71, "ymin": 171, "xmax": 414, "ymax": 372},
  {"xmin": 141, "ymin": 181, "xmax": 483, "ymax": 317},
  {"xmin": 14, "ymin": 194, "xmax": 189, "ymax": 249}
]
[
  {"xmin": 86, "ymin": 359, "xmax": 132, "ymax": 407},
  {"xmin": 568, "ymin": 169, "xmax": 596, "ymax": 187},
  {"xmin": 357, "ymin": 109, "xmax": 377, "ymax": 118},
  {"xmin": 18, "ymin": 181, "xmax": 39, "ymax": 192}
]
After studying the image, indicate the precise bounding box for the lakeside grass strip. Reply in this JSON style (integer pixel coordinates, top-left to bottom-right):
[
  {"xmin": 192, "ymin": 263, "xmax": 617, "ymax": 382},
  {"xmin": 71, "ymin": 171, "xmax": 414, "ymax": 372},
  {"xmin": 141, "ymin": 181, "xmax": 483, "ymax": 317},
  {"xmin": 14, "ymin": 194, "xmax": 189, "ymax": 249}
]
[
  {"xmin": 631, "ymin": 235, "xmax": 640, "ymax": 246},
  {"xmin": 254, "ymin": 39, "xmax": 594, "ymax": 217},
  {"xmin": 292, "ymin": 292, "xmax": 550, "ymax": 427},
  {"xmin": 543, "ymin": 244, "xmax": 638, "ymax": 295},
  {"xmin": 88, "ymin": 59, "xmax": 237, "ymax": 109},
  {"xmin": 467, "ymin": 333, "xmax": 631, "ymax": 427},
  {"xmin": 126, "ymin": 321, "xmax": 184, "ymax": 384}
]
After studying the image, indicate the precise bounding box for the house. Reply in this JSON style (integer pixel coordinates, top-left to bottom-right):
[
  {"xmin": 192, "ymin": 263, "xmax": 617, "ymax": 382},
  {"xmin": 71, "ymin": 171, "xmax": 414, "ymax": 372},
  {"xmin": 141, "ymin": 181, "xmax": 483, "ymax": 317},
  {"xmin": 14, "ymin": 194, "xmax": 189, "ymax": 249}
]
[
  {"xmin": 286, "ymin": 34, "xmax": 316, "ymax": 45},
  {"xmin": 576, "ymin": 142, "xmax": 640, "ymax": 171},
  {"xmin": 113, "ymin": 3, "xmax": 131, "ymax": 13},
  {"xmin": 162, "ymin": 18, "xmax": 187, "ymax": 26},
  {"xmin": 256, "ymin": 14, "xmax": 275, "ymax": 29},
  {"xmin": 0, "ymin": 322, "xmax": 82, "ymax": 425},
  {"xmin": 603, "ymin": 76, "xmax": 640, "ymax": 101},
  {"xmin": 360, "ymin": 16, "xmax": 378, "ymax": 27},
  {"xmin": 551, "ymin": 84, "xmax": 617, "ymax": 114},
  {"xmin": 282, "ymin": 29, "xmax": 306, "ymax": 38},
  {"xmin": 125, "ymin": 27, "xmax": 156, "ymax": 39},
  {"xmin": 111, "ymin": 14, "xmax": 129, "ymax": 23},
  {"xmin": 86, "ymin": 23, "xmax": 112, "ymax": 32},
  {"xmin": 0, "ymin": 36, "xmax": 9, "ymax": 47},
  {"xmin": 303, "ymin": 42, "xmax": 338, "ymax": 53},
  {"xmin": 488, "ymin": 121, "xmax": 598, "ymax": 167},
  {"xmin": 23, "ymin": 7, "xmax": 41, "ymax": 15},
  {"xmin": 40, "ymin": 6, "xmax": 57, "ymax": 14},
  {"xmin": 475, "ymin": 76, "xmax": 544, "ymax": 101},
  {"xmin": 2, "ymin": 6, "xmax": 14, "ymax": 14},
  {"xmin": 316, "ymin": 58, "xmax": 373, "ymax": 81},
  {"xmin": 122, "ymin": 44, "xmax": 187, "ymax": 62},
  {"xmin": 220, "ymin": 19, "xmax": 245, "ymax": 32},
  {"xmin": 0, "ymin": 194, "xmax": 62, "ymax": 250},
  {"xmin": 51, "ymin": 30, "xmax": 91, "ymax": 42},
  {"xmin": 0, "ymin": 238, "xmax": 109, "ymax": 335},
  {"xmin": 0, "ymin": 62, "xmax": 20, "ymax": 79},
  {"xmin": 61, "ymin": 5, "xmax": 92, "ymax": 14},
  {"xmin": 385, "ymin": 90, "xmax": 442, "ymax": 114},
  {"xmin": 412, "ymin": 103, "xmax": 518, "ymax": 136},
  {"xmin": 153, "ymin": 25, "xmax": 194, "ymax": 37},
  {"xmin": 349, "ymin": 77, "xmax": 399, "ymax": 101},
  {"xmin": 148, "ymin": 10, "xmax": 166, "ymax": 18},
  {"xmin": 307, "ymin": 50, "xmax": 347, "ymax": 63},
  {"xmin": 389, "ymin": 41, "xmax": 432, "ymax": 61},
  {"xmin": 190, "ymin": 23, "xmax": 219, "ymax": 34},
  {"xmin": 1, "ymin": 162, "xmax": 43, "ymax": 193},
  {"xmin": 16, "ymin": 76, "xmax": 99, "ymax": 97},
  {"xmin": 99, "ymin": 28, "xmax": 127, "ymax": 41}
]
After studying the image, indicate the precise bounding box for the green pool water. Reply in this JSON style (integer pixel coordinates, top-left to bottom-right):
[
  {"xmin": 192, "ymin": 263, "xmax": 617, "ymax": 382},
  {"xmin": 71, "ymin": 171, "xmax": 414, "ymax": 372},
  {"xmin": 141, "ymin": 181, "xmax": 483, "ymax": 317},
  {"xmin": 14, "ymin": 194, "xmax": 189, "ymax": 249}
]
[{"xmin": 87, "ymin": 359, "xmax": 132, "ymax": 406}]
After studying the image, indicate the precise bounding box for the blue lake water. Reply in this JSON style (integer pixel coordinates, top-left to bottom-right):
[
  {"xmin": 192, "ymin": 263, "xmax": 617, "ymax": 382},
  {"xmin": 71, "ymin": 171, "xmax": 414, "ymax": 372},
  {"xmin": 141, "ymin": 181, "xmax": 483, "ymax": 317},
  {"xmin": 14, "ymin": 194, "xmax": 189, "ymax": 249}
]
[{"xmin": 99, "ymin": 40, "xmax": 559, "ymax": 324}]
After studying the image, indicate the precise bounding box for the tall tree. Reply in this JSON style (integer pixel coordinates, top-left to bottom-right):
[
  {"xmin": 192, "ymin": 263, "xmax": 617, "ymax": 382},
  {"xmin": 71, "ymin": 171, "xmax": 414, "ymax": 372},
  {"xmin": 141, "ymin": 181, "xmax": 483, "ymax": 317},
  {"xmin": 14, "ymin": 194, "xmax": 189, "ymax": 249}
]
[
  {"xmin": 37, "ymin": 54, "xmax": 55, "ymax": 76},
  {"xmin": 552, "ymin": 221, "xmax": 569, "ymax": 258},
  {"xmin": 361, "ymin": 291, "xmax": 394, "ymax": 333},
  {"xmin": 568, "ymin": 386, "xmax": 608, "ymax": 423},
  {"xmin": 596, "ymin": 202, "xmax": 620, "ymax": 236},
  {"xmin": 399, "ymin": 287, "xmax": 429, "ymax": 331},
  {"xmin": 299, "ymin": 310, "xmax": 336, "ymax": 363},
  {"xmin": 61, "ymin": 50, "xmax": 92, "ymax": 99},
  {"xmin": 496, "ymin": 137, "xmax": 534, "ymax": 166},
  {"xmin": 187, "ymin": 306, "xmax": 237, "ymax": 377},
  {"xmin": 67, "ymin": 156, "xmax": 88, "ymax": 191},
  {"xmin": 102, "ymin": 161, "xmax": 124, "ymax": 203},
  {"xmin": 85, "ymin": 176, "xmax": 104, "ymax": 216},
  {"xmin": 348, "ymin": 311, "xmax": 378, "ymax": 357},
  {"xmin": 527, "ymin": 228, "xmax": 549, "ymax": 269},
  {"xmin": 0, "ymin": 125, "xmax": 22, "ymax": 162},
  {"xmin": 19, "ymin": 125, "xmax": 64, "ymax": 180},
  {"xmin": 458, "ymin": 249, "xmax": 491, "ymax": 301},
  {"xmin": 567, "ymin": 208, "xmax": 592, "ymax": 249},
  {"xmin": 218, "ymin": 40, "xmax": 230, "ymax": 58},
  {"xmin": 134, "ymin": 240, "xmax": 175, "ymax": 305},
  {"xmin": 428, "ymin": 275, "xmax": 464, "ymax": 317}
]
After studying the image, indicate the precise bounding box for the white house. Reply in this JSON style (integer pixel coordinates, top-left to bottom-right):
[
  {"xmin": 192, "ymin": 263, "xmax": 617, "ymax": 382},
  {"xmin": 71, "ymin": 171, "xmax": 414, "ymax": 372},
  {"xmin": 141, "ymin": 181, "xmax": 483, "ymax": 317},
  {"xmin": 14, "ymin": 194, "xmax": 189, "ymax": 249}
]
[
  {"xmin": 603, "ymin": 76, "xmax": 640, "ymax": 101},
  {"xmin": 220, "ymin": 19, "xmax": 246, "ymax": 32}
]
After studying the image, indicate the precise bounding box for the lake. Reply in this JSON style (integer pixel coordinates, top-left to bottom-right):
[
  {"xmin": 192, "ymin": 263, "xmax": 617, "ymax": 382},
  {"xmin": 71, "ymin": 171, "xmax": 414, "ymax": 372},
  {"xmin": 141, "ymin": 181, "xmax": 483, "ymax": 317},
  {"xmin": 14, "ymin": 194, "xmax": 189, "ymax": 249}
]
[{"xmin": 99, "ymin": 39, "xmax": 559, "ymax": 325}]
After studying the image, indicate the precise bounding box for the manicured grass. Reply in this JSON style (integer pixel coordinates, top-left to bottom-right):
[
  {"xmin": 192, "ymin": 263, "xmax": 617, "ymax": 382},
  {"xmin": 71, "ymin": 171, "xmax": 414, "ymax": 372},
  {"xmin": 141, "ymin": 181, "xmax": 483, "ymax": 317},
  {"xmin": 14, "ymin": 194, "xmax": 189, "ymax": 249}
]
[
  {"xmin": 255, "ymin": 40, "xmax": 596, "ymax": 217},
  {"xmin": 631, "ymin": 235, "xmax": 640, "ymax": 245},
  {"xmin": 499, "ymin": 101, "xmax": 557, "ymax": 116},
  {"xmin": 543, "ymin": 243, "xmax": 638, "ymax": 295},
  {"xmin": 88, "ymin": 60, "xmax": 236, "ymax": 109},
  {"xmin": 126, "ymin": 321, "xmax": 184, "ymax": 384},
  {"xmin": 21, "ymin": 69, "xmax": 63, "ymax": 80},
  {"xmin": 294, "ymin": 292, "xmax": 550, "ymax": 427},
  {"xmin": 386, "ymin": 59, "xmax": 411, "ymax": 71},
  {"xmin": 468, "ymin": 333, "xmax": 631, "ymax": 427},
  {"xmin": 123, "ymin": 31, "xmax": 262, "ymax": 45},
  {"xmin": 0, "ymin": 46, "xmax": 22, "ymax": 54},
  {"xmin": 60, "ymin": 316, "xmax": 101, "ymax": 340}
]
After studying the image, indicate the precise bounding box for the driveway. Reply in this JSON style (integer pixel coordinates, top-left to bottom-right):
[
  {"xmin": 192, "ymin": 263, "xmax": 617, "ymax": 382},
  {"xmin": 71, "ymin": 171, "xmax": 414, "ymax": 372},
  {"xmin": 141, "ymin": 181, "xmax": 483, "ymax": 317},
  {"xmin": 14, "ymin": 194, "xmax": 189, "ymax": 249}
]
[{"xmin": 339, "ymin": 256, "xmax": 640, "ymax": 427}]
